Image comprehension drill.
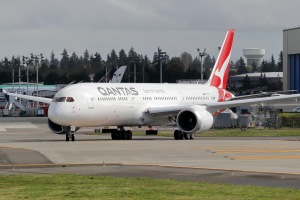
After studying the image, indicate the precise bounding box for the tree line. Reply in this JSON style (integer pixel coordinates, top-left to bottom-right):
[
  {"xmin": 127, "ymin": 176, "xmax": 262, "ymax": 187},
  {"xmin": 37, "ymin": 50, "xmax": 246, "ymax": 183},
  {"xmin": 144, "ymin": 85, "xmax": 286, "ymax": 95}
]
[{"xmin": 0, "ymin": 47, "xmax": 283, "ymax": 89}]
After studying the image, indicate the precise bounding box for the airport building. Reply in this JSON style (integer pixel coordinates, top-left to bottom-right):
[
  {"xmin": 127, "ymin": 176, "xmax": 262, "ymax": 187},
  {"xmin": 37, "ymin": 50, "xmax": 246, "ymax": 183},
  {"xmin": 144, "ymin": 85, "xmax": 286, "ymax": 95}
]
[
  {"xmin": 229, "ymin": 72, "xmax": 282, "ymax": 90},
  {"xmin": 283, "ymin": 27, "xmax": 300, "ymax": 93}
]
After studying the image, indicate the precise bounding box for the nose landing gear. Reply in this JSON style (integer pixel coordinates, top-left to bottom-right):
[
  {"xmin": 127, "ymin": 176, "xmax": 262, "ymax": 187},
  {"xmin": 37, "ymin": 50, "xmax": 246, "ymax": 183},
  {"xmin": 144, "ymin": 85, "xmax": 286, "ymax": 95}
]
[
  {"xmin": 65, "ymin": 126, "xmax": 76, "ymax": 142},
  {"xmin": 66, "ymin": 132, "xmax": 75, "ymax": 142}
]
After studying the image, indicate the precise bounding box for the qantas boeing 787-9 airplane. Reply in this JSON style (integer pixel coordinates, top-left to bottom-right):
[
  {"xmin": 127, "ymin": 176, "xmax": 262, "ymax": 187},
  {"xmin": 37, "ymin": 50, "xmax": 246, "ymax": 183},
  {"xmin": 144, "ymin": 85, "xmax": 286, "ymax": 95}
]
[{"xmin": 4, "ymin": 29, "xmax": 300, "ymax": 141}]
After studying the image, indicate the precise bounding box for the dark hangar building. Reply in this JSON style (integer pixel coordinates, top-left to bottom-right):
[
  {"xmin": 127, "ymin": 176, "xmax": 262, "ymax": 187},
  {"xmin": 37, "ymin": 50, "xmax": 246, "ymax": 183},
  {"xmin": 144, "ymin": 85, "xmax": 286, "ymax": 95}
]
[{"xmin": 283, "ymin": 27, "xmax": 300, "ymax": 93}]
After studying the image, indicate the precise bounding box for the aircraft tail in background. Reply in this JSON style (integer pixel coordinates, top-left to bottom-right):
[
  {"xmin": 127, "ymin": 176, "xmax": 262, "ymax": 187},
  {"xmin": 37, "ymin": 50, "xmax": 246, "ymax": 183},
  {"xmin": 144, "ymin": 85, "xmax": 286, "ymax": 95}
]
[{"xmin": 207, "ymin": 29, "xmax": 235, "ymax": 90}]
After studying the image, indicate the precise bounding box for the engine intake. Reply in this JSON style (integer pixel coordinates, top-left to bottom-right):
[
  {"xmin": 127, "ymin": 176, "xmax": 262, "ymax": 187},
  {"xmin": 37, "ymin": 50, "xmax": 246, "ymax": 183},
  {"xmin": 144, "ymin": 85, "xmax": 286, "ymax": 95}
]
[
  {"xmin": 48, "ymin": 118, "xmax": 69, "ymax": 135},
  {"xmin": 177, "ymin": 105, "xmax": 213, "ymax": 133}
]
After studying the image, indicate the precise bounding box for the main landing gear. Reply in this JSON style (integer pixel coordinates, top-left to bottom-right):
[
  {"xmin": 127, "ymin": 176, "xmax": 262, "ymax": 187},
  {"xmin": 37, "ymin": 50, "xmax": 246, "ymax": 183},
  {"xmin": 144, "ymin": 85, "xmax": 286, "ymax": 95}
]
[
  {"xmin": 174, "ymin": 130, "xmax": 194, "ymax": 140},
  {"xmin": 111, "ymin": 127, "xmax": 132, "ymax": 140}
]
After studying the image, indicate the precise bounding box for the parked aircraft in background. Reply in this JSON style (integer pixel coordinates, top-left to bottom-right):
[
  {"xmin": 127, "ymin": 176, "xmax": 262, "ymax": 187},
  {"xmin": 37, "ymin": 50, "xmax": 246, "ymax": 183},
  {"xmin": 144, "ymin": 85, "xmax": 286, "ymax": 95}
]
[
  {"xmin": 98, "ymin": 65, "xmax": 127, "ymax": 83},
  {"xmin": 4, "ymin": 29, "xmax": 300, "ymax": 141}
]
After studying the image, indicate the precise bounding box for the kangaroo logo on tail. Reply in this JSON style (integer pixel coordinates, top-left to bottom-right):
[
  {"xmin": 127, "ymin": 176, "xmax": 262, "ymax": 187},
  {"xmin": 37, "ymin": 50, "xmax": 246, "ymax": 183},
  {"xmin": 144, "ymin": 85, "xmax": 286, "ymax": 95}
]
[{"xmin": 208, "ymin": 29, "xmax": 235, "ymax": 90}]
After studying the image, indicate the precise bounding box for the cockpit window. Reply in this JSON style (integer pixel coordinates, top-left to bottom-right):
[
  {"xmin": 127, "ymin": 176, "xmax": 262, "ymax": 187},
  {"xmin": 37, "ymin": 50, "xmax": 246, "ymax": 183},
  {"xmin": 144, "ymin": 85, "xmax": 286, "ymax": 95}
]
[
  {"xmin": 52, "ymin": 97, "xmax": 66, "ymax": 102},
  {"xmin": 66, "ymin": 97, "xmax": 74, "ymax": 102},
  {"xmin": 58, "ymin": 97, "xmax": 66, "ymax": 102},
  {"xmin": 52, "ymin": 97, "xmax": 74, "ymax": 102}
]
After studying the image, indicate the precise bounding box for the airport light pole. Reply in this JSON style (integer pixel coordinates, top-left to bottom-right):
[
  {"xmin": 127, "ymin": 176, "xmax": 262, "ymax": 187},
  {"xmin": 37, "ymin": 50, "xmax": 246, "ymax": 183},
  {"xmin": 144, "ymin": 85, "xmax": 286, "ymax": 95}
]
[
  {"xmin": 197, "ymin": 48, "xmax": 206, "ymax": 84},
  {"xmin": 153, "ymin": 47, "xmax": 166, "ymax": 83},
  {"xmin": 130, "ymin": 56, "xmax": 139, "ymax": 83},
  {"xmin": 22, "ymin": 56, "xmax": 32, "ymax": 96},
  {"xmin": 16, "ymin": 59, "xmax": 21, "ymax": 93},
  {"xmin": 141, "ymin": 55, "xmax": 145, "ymax": 83},
  {"xmin": 9, "ymin": 61, "xmax": 14, "ymax": 90},
  {"xmin": 30, "ymin": 53, "xmax": 43, "ymax": 110}
]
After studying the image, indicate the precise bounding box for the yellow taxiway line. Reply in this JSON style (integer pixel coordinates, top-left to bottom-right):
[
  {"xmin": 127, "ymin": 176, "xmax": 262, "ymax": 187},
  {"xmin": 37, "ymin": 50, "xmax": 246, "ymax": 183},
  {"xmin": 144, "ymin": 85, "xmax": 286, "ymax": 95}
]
[
  {"xmin": 231, "ymin": 155, "xmax": 300, "ymax": 160},
  {"xmin": 212, "ymin": 149, "xmax": 300, "ymax": 153}
]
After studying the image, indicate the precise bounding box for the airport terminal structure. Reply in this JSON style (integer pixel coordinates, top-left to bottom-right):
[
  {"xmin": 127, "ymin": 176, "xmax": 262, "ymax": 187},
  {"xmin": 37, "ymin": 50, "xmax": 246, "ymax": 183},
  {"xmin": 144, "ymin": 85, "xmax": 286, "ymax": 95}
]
[{"xmin": 283, "ymin": 27, "xmax": 300, "ymax": 93}]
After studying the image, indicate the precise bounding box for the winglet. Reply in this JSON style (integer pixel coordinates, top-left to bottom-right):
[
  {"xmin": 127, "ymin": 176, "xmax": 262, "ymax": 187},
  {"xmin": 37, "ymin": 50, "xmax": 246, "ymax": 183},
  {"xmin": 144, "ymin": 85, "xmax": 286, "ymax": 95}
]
[{"xmin": 208, "ymin": 29, "xmax": 235, "ymax": 89}]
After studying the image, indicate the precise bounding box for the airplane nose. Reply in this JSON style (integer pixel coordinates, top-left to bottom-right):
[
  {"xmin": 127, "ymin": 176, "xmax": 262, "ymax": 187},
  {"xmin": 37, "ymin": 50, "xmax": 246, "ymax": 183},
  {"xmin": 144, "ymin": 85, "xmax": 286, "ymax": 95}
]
[{"xmin": 48, "ymin": 103, "xmax": 64, "ymax": 124}]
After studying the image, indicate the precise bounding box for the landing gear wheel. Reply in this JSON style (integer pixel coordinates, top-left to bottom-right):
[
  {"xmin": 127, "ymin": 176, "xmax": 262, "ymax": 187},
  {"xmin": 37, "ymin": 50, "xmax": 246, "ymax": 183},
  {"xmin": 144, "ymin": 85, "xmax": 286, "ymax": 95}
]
[
  {"xmin": 174, "ymin": 130, "xmax": 193, "ymax": 140},
  {"xmin": 115, "ymin": 131, "xmax": 121, "ymax": 140},
  {"xmin": 111, "ymin": 131, "xmax": 116, "ymax": 140},
  {"xmin": 179, "ymin": 132, "xmax": 184, "ymax": 140},
  {"xmin": 126, "ymin": 130, "xmax": 132, "ymax": 140},
  {"xmin": 122, "ymin": 131, "xmax": 128, "ymax": 140},
  {"xmin": 183, "ymin": 132, "xmax": 190, "ymax": 140},
  {"xmin": 190, "ymin": 133, "xmax": 195, "ymax": 140},
  {"xmin": 174, "ymin": 130, "xmax": 180, "ymax": 140},
  {"xmin": 111, "ymin": 129, "xmax": 133, "ymax": 140},
  {"xmin": 66, "ymin": 133, "xmax": 75, "ymax": 142}
]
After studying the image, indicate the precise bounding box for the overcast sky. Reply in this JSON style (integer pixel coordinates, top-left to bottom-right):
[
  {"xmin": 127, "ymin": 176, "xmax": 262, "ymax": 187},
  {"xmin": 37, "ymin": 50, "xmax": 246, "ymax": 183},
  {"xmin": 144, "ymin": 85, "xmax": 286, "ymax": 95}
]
[{"xmin": 1, "ymin": 0, "xmax": 299, "ymax": 62}]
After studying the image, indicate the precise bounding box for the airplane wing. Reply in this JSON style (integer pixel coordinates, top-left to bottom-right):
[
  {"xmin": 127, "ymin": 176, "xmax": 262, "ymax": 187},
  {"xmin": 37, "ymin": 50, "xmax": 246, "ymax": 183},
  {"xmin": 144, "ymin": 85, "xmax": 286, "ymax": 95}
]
[
  {"xmin": 206, "ymin": 94, "xmax": 300, "ymax": 113},
  {"xmin": 229, "ymin": 90, "xmax": 297, "ymax": 101},
  {"xmin": 2, "ymin": 90, "xmax": 52, "ymax": 104},
  {"xmin": 145, "ymin": 106, "xmax": 187, "ymax": 116},
  {"xmin": 144, "ymin": 94, "xmax": 300, "ymax": 117}
]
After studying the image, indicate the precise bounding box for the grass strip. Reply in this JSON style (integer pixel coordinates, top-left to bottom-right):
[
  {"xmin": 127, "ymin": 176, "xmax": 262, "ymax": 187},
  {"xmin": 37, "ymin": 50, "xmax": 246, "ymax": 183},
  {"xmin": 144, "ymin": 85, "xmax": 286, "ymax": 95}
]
[{"xmin": 0, "ymin": 174, "xmax": 300, "ymax": 200}]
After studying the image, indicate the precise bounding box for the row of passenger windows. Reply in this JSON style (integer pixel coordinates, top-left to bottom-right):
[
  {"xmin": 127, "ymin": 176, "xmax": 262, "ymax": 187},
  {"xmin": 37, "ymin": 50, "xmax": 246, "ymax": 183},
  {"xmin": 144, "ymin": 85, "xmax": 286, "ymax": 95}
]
[
  {"xmin": 96, "ymin": 97, "xmax": 128, "ymax": 101},
  {"xmin": 98, "ymin": 97, "xmax": 117, "ymax": 101},
  {"xmin": 52, "ymin": 97, "xmax": 75, "ymax": 102},
  {"xmin": 53, "ymin": 96, "xmax": 209, "ymax": 103},
  {"xmin": 185, "ymin": 96, "xmax": 209, "ymax": 101},
  {"xmin": 149, "ymin": 97, "xmax": 178, "ymax": 101},
  {"xmin": 95, "ymin": 96, "xmax": 208, "ymax": 101}
]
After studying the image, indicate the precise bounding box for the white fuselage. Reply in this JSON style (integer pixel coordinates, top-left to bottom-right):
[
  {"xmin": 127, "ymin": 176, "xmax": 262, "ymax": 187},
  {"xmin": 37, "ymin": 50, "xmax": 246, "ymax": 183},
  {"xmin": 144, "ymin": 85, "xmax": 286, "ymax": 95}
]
[{"xmin": 48, "ymin": 83, "xmax": 224, "ymax": 127}]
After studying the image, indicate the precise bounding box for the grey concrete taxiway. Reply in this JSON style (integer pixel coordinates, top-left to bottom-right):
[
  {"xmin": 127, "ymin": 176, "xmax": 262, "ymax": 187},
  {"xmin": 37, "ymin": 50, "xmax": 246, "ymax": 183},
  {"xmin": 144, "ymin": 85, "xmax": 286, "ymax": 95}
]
[{"xmin": 1, "ymin": 117, "xmax": 300, "ymax": 188}]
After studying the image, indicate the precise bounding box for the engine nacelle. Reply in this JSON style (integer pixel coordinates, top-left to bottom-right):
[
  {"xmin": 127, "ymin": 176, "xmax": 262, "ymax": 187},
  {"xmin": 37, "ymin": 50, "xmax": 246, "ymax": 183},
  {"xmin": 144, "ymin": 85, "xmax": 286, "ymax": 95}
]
[
  {"xmin": 48, "ymin": 119, "xmax": 79, "ymax": 135},
  {"xmin": 176, "ymin": 105, "xmax": 213, "ymax": 133}
]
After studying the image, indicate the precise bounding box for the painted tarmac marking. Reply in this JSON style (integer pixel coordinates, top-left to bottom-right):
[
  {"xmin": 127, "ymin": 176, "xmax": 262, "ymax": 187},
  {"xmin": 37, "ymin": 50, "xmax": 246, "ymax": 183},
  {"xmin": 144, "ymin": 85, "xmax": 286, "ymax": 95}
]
[
  {"xmin": 193, "ymin": 145, "xmax": 293, "ymax": 150},
  {"xmin": 0, "ymin": 122, "xmax": 38, "ymax": 132},
  {"xmin": 0, "ymin": 146, "xmax": 30, "ymax": 150},
  {"xmin": 232, "ymin": 155, "xmax": 300, "ymax": 160},
  {"xmin": 194, "ymin": 145, "xmax": 300, "ymax": 160},
  {"xmin": 212, "ymin": 149, "xmax": 300, "ymax": 153},
  {"xmin": 1, "ymin": 162, "xmax": 300, "ymax": 176}
]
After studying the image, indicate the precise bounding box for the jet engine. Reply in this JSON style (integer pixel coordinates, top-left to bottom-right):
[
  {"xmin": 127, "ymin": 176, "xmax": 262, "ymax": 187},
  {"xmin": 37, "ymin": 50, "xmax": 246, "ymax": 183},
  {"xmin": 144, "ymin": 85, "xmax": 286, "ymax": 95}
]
[
  {"xmin": 48, "ymin": 119, "xmax": 79, "ymax": 134},
  {"xmin": 176, "ymin": 105, "xmax": 213, "ymax": 133}
]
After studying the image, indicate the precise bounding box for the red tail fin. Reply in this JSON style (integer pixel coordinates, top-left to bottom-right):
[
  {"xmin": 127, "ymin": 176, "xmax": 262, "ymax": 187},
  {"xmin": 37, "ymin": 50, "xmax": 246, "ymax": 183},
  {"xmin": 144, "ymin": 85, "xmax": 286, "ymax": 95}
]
[{"xmin": 208, "ymin": 29, "xmax": 235, "ymax": 89}]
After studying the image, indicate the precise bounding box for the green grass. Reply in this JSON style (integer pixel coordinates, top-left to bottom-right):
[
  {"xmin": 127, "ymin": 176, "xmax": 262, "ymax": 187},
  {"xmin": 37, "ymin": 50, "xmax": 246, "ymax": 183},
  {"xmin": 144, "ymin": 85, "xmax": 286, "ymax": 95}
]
[{"xmin": 0, "ymin": 174, "xmax": 300, "ymax": 200}]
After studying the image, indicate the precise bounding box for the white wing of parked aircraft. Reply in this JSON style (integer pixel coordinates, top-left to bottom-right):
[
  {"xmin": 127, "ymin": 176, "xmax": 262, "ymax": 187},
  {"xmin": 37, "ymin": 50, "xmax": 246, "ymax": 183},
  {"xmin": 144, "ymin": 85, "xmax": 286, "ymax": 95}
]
[{"xmin": 4, "ymin": 29, "xmax": 300, "ymax": 141}]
